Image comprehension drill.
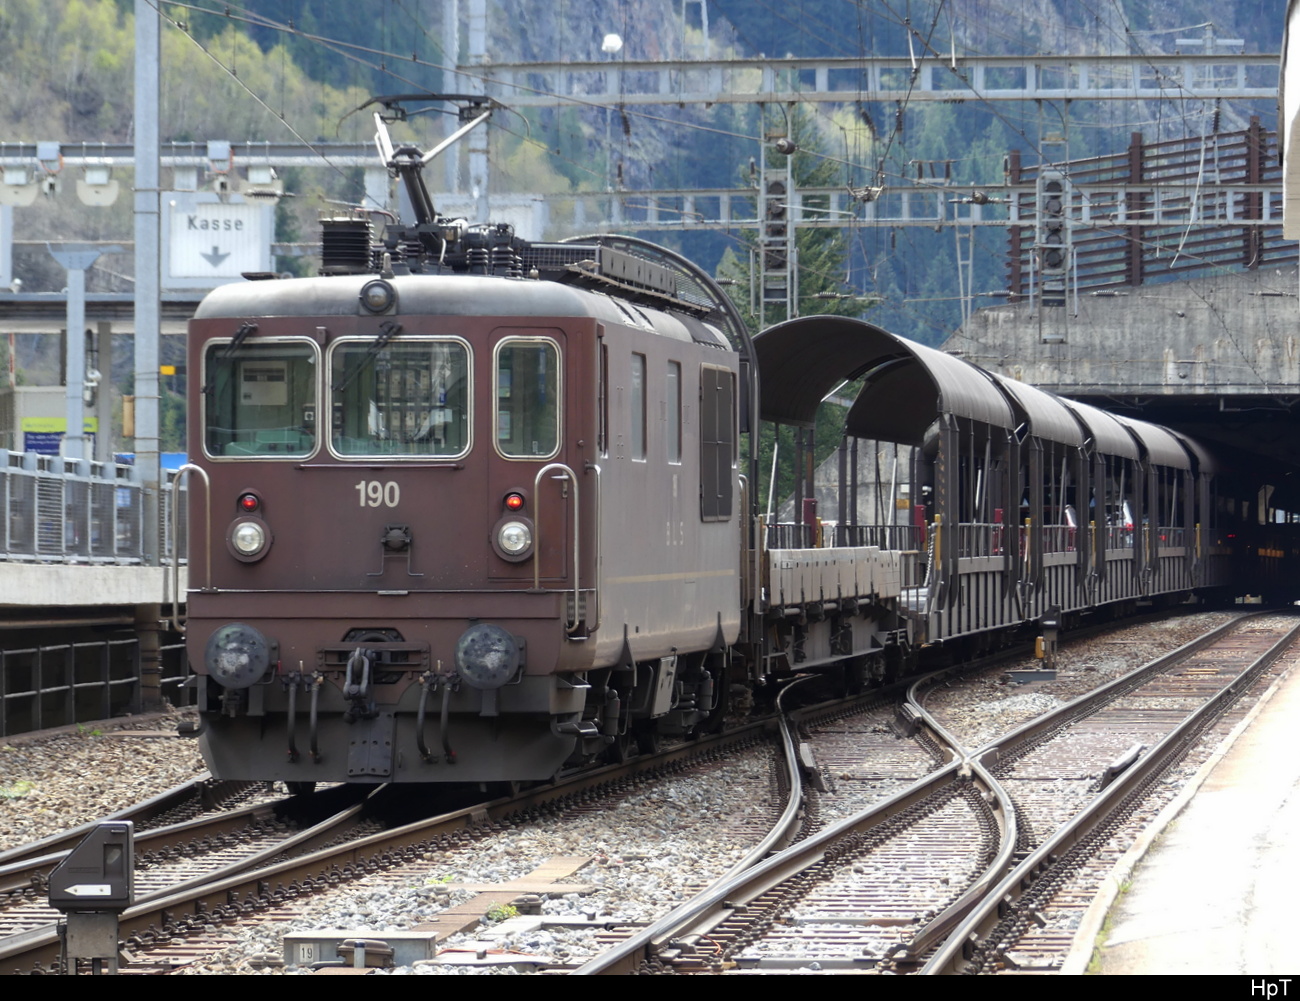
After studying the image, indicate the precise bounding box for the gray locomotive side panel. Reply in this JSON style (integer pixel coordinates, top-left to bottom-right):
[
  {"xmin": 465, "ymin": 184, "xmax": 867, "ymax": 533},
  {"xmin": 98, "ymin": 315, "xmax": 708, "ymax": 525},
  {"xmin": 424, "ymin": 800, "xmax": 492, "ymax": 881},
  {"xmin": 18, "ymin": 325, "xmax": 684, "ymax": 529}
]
[{"xmin": 590, "ymin": 319, "xmax": 742, "ymax": 670}]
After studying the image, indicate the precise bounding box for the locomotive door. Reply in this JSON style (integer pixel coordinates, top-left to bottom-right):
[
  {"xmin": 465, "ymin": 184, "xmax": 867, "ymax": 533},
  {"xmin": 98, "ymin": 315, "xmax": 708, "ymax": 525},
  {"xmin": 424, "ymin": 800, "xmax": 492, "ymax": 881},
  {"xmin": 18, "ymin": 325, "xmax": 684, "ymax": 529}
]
[{"xmin": 490, "ymin": 330, "xmax": 571, "ymax": 585}]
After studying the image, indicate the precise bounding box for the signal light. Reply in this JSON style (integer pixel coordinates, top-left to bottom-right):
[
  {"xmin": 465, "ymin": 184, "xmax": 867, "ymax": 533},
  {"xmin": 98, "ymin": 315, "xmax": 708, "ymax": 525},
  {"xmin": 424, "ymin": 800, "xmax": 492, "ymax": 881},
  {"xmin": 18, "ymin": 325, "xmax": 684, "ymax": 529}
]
[
  {"xmin": 239, "ymin": 493, "xmax": 260, "ymax": 513},
  {"xmin": 504, "ymin": 492, "xmax": 525, "ymax": 511},
  {"xmin": 763, "ymin": 178, "xmax": 789, "ymax": 273}
]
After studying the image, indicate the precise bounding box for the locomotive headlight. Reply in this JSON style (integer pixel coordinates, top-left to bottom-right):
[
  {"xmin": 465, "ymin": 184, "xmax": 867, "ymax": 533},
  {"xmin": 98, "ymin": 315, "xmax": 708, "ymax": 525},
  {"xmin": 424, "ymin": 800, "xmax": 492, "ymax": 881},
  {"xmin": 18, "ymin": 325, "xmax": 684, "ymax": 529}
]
[
  {"xmin": 227, "ymin": 517, "xmax": 271, "ymax": 562},
  {"xmin": 359, "ymin": 279, "xmax": 396, "ymax": 314},
  {"xmin": 498, "ymin": 520, "xmax": 531, "ymax": 555},
  {"xmin": 491, "ymin": 515, "xmax": 534, "ymax": 562},
  {"xmin": 204, "ymin": 623, "xmax": 272, "ymax": 689},
  {"xmin": 232, "ymin": 520, "xmax": 265, "ymax": 554}
]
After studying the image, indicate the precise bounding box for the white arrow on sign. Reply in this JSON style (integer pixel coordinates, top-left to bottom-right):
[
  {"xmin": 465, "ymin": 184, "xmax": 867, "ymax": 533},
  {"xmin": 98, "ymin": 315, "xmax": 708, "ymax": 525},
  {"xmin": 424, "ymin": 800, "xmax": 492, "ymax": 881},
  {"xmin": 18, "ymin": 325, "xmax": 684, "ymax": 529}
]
[{"xmin": 63, "ymin": 883, "xmax": 112, "ymax": 896}]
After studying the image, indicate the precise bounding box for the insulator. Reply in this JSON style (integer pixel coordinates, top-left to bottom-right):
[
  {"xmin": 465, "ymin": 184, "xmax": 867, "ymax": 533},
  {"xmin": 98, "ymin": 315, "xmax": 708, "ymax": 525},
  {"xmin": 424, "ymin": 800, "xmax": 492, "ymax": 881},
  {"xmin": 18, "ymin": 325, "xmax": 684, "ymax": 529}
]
[
  {"xmin": 320, "ymin": 218, "xmax": 373, "ymax": 275},
  {"xmin": 467, "ymin": 245, "xmax": 490, "ymax": 275},
  {"xmin": 492, "ymin": 244, "xmax": 521, "ymax": 278},
  {"xmin": 400, "ymin": 237, "xmax": 424, "ymax": 272}
]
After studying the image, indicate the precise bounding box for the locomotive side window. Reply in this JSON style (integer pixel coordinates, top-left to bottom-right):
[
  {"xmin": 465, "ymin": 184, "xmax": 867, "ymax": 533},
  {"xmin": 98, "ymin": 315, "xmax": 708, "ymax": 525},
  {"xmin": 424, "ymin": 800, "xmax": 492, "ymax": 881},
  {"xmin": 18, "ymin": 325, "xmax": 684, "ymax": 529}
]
[
  {"xmin": 495, "ymin": 338, "xmax": 560, "ymax": 459},
  {"xmin": 328, "ymin": 339, "xmax": 470, "ymax": 458},
  {"xmin": 203, "ymin": 340, "xmax": 318, "ymax": 458},
  {"xmin": 631, "ymin": 353, "xmax": 647, "ymax": 461},
  {"xmin": 598, "ymin": 342, "xmax": 609, "ymax": 456},
  {"xmin": 700, "ymin": 364, "xmax": 735, "ymax": 520},
  {"xmin": 666, "ymin": 361, "xmax": 681, "ymax": 463}
]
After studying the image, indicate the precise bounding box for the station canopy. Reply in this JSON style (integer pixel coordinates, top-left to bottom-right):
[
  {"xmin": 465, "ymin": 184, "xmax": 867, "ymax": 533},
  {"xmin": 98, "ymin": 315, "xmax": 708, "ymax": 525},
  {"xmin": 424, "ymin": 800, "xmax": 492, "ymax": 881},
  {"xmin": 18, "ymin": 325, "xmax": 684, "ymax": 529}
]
[{"xmin": 753, "ymin": 317, "xmax": 1014, "ymax": 445}]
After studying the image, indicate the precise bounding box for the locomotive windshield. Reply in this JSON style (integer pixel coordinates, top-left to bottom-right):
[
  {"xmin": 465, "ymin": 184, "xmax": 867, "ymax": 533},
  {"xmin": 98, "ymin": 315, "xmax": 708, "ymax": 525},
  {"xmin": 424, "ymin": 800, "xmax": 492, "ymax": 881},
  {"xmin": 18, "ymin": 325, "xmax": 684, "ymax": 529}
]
[
  {"xmin": 203, "ymin": 340, "xmax": 318, "ymax": 458},
  {"xmin": 329, "ymin": 339, "xmax": 470, "ymax": 457}
]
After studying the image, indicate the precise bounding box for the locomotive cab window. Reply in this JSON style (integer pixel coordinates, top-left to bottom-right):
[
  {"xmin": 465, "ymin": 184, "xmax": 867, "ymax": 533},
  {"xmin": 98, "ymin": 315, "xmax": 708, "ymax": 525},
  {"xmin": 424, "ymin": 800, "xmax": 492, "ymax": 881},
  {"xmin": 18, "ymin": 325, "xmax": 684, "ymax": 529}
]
[
  {"xmin": 203, "ymin": 339, "xmax": 319, "ymax": 458},
  {"xmin": 329, "ymin": 339, "xmax": 470, "ymax": 458},
  {"xmin": 495, "ymin": 338, "xmax": 560, "ymax": 459}
]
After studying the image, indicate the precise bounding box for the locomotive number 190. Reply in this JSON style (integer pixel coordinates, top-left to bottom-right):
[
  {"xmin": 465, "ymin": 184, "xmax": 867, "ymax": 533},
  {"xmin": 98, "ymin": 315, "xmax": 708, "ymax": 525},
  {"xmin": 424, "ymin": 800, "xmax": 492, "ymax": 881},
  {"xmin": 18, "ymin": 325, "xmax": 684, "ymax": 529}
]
[{"xmin": 356, "ymin": 480, "xmax": 400, "ymax": 508}]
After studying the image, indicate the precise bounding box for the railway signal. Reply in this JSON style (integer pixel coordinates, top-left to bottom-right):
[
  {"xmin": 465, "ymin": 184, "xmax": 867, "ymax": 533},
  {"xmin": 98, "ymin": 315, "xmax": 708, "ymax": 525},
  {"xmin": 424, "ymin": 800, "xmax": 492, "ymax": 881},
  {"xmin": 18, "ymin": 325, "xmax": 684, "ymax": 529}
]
[{"xmin": 1036, "ymin": 168, "xmax": 1070, "ymax": 308}]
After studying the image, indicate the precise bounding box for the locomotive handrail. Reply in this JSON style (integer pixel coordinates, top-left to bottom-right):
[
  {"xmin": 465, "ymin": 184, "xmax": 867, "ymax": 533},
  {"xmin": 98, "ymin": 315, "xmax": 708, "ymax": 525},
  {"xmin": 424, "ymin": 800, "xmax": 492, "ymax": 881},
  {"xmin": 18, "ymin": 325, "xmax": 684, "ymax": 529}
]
[
  {"xmin": 586, "ymin": 462, "xmax": 602, "ymax": 633},
  {"xmin": 533, "ymin": 462, "xmax": 582, "ymax": 634},
  {"xmin": 168, "ymin": 463, "xmax": 211, "ymax": 633}
]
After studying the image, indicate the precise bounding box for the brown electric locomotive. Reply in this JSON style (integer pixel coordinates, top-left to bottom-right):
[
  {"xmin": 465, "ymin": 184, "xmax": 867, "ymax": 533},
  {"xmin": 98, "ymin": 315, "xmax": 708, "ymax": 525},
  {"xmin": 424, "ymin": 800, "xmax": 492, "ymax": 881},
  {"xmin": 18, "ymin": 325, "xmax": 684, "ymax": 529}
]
[{"xmin": 185, "ymin": 96, "xmax": 753, "ymax": 784}]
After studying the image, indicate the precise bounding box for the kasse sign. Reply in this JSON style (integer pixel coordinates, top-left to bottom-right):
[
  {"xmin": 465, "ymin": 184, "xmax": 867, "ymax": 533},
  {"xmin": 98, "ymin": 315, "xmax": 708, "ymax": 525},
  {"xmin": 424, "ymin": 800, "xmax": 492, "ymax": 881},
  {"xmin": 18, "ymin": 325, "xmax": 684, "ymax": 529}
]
[{"xmin": 166, "ymin": 193, "xmax": 271, "ymax": 287}]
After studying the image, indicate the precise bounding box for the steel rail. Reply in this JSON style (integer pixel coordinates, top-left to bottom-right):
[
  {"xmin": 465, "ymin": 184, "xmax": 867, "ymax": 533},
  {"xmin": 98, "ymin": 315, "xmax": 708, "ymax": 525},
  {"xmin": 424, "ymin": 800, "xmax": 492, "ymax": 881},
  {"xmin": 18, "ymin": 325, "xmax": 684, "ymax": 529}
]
[
  {"xmin": 890, "ymin": 670, "xmax": 1018, "ymax": 961},
  {"xmin": 0, "ymin": 795, "xmax": 282, "ymax": 896},
  {"xmin": 573, "ymin": 675, "xmax": 1001, "ymax": 974},
  {"xmin": 570, "ymin": 675, "xmax": 811, "ymax": 975},
  {"xmin": 893, "ymin": 612, "xmax": 1260, "ymax": 960},
  {"xmin": 921, "ymin": 614, "xmax": 1300, "ymax": 974},
  {"xmin": 0, "ymin": 791, "xmax": 380, "ymax": 969},
  {"xmin": 963, "ymin": 611, "xmax": 1260, "ymax": 773},
  {"xmin": 0, "ymin": 774, "xmax": 252, "ymax": 871},
  {"xmin": 893, "ymin": 611, "xmax": 1263, "ymax": 963}
]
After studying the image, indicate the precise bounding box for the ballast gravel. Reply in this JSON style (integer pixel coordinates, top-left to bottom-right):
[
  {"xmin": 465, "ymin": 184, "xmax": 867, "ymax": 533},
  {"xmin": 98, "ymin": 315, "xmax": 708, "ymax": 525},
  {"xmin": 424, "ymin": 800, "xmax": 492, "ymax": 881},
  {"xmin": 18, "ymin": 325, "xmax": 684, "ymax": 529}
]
[
  {"xmin": 0, "ymin": 709, "xmax": 206, "ymax": 851},
  {"xmin": 180, "ymin": 753, "xmax": 775, "ymax": 974}
]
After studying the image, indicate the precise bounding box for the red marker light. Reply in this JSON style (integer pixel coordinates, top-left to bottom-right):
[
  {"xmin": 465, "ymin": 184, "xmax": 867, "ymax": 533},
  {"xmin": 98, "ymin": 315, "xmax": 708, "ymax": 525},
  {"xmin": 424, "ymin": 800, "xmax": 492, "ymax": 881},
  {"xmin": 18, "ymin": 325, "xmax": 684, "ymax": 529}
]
[
  {"xmin": 239, "ymin": 493, "xmax": 260, "ymax": 513},
  {"xmin": 505, "ymin": 492, "xmax": 525, "ymax": 511}
]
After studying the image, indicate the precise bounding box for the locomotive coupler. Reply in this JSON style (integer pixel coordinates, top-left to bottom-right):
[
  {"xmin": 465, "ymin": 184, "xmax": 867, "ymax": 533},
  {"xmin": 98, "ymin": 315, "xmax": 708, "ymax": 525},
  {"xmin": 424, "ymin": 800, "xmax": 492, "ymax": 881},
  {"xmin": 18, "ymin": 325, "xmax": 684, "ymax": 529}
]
[{"xmin": 343, "ymin": 648, "xmax": 379, "ymax": 723}]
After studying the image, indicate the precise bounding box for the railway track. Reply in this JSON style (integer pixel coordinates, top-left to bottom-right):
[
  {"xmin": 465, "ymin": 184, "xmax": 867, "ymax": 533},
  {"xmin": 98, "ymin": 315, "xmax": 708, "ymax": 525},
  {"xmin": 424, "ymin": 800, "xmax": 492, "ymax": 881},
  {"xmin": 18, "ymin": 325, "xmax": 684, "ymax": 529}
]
[
  {"xmin": 4, "ymin": 611, "xmax": 1286, "ymax": 974},
  {"xmin": 0, "ymin": 775, "xmax": 269, "ymax": 875},
  {"xmin": 0, "ymin": 784, "xmax": 386, "ymax": 970},
  {"xmin": 573, "ymin": 611, "xmax": 1300, "ymax": 975},
  {"xmin": 573, "ymin": 675, "xmax": 1011, "ymax": 973},
  {"xmin": 921, "ymin": 611, "xmax": 1300, "ymax": 974},
  {"xmin": 0, "ymin": 721, "xmax": 781, "ymax": 973}
]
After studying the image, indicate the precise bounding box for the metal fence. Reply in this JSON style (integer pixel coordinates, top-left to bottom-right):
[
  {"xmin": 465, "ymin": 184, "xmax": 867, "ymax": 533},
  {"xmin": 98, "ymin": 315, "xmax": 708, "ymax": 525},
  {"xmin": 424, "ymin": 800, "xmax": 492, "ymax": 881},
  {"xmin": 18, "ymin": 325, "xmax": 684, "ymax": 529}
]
[
  {"xmin": 1006, "ymin": 119, "xmax": 1297, "ymax": 296},
  {"xmin": 0, "ymin": 452, "xmax": 193, "ymax": 735},
  {"xmin": 0, "ymin": 637, "xmax": 143, "ymax": 737},
  {"xmin": 0, "ymin": 450, "xmax": 186, "ymax": 564},
  {"xmin": 765, "ymin": 521, "xmax": 925, "ymax": 552},
  {"xmin": 161, "ymin": 639, "xmax": 191, "ymax": 708}
]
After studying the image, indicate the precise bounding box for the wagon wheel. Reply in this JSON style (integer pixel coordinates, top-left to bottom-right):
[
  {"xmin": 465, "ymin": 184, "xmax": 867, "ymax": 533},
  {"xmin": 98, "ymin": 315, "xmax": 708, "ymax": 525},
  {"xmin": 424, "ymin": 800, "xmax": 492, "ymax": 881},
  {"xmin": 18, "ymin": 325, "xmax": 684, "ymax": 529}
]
[{"xmin": 700, "ymin": 672, "xmax": 730, "ymax": 734}]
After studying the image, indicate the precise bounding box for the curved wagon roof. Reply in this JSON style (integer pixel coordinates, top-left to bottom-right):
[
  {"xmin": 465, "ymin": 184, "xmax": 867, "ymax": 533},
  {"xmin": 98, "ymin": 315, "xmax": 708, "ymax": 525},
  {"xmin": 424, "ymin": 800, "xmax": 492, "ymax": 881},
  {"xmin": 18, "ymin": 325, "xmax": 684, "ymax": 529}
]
[{"xmin": 753, "ymin": 316, "xmax": 1014, "ymax": 445}]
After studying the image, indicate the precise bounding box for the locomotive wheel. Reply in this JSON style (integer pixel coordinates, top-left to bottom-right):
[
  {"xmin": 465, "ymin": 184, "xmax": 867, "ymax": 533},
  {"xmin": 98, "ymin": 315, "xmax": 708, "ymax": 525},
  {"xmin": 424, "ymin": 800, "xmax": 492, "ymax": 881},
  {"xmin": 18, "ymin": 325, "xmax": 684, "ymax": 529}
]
[
  {"xmin": 633, "ymin": 719, "xmax": 661, "ymax": 755},
  {"xmin": 607, "ymin": 730, "xmax": 638, "ymax": 764}
]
